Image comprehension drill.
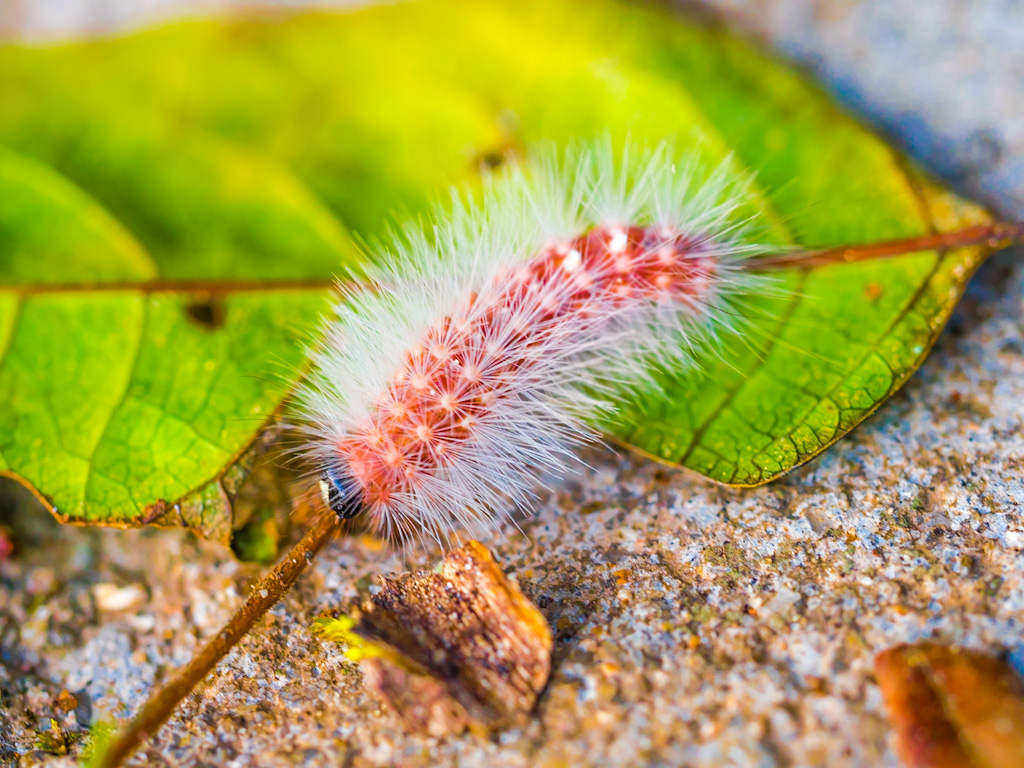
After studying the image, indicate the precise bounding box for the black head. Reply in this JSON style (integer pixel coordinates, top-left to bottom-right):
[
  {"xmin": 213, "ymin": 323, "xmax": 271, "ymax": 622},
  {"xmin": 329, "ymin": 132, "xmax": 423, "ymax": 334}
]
[{"xmin": 319, "ymin": 465, "xmax": 365, "ymax": 520}]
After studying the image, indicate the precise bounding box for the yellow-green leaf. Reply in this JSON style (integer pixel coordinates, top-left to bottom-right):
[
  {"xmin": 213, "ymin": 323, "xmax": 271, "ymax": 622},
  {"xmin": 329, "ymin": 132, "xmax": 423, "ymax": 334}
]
[{"xmin": 0, "ymin": 0, "xmax": 999, "ymax": 537}]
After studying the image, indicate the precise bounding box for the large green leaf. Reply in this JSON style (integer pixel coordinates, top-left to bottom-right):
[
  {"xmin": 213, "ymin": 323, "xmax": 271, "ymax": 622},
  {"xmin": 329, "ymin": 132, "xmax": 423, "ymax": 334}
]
[
  {"xmin": 0, "ymin": 145, "xmax": 341, "ymax": 541},
  {"xmin": 0, "ymin": 0, "xmax": 993, "ymax": 537}
]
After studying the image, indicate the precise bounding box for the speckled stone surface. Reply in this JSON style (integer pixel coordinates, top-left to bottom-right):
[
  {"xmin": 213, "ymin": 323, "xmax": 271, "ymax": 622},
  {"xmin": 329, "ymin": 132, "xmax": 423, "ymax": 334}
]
[{"xmin": 1, "ymin": 2, "xmax": 1023, "ymax": 767}]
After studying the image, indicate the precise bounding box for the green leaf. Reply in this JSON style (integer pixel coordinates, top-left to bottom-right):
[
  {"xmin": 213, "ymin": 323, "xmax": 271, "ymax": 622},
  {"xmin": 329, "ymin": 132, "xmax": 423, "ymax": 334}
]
[
  {"xmin": 0, "ymin": 0, "xmax": 995, "ymax": 538},
  {"xmin": 0, "ymin": 144, "xmax": 341, "ymax": 542}
]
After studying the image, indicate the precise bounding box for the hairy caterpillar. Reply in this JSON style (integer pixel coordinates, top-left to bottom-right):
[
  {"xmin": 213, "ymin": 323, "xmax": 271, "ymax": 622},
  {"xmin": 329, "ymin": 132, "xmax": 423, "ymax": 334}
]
[{"xmin": 297, "ymin": 141, "xmax": 767, "ymax": 546}]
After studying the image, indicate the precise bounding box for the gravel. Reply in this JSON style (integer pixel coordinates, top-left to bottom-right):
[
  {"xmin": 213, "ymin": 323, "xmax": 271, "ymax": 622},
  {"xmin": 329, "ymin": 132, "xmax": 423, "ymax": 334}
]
[{"xmin": 1, "ymin": 1, "xmax": 1022, "ymax": 766}]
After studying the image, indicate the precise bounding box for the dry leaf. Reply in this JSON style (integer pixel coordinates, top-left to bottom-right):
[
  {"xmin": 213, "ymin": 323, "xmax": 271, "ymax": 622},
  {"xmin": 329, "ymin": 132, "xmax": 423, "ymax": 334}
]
[{"xmin": 875, "ymin": 643, "xmax": 1024, "ymax": 768}]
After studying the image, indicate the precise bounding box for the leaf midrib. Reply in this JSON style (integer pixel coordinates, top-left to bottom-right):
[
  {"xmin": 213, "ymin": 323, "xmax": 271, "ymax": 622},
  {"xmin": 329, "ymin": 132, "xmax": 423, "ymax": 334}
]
[{"xmin": 0, "ymin": 278, "xmax": 337, "ymax": 296}]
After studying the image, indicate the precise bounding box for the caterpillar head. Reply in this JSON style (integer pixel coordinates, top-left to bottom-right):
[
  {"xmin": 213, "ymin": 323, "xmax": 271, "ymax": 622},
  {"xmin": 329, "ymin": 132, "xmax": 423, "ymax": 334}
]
[{"xmin": 319, "ymin": 464, "xmax": 364, "ymax": 520}]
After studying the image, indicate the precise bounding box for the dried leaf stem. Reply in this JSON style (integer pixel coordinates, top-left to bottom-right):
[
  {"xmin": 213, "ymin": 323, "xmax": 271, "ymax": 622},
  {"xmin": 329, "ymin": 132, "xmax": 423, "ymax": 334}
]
[
  {"xmin": 751, "ymin": 221, "xmax": 1024, "ymax": 270},
  {"xmin": 97, "ymin": 512, "xmax": 342, "ymax": 768}
]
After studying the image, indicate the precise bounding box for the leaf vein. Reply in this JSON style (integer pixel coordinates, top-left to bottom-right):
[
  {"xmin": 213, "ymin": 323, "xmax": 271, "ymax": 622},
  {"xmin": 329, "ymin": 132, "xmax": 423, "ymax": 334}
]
[
  {"xmin": 81, "ymin": 300, "xmax": 150, "ymax": 511},
  {"xmin": 677, "ymin": 270, "xmax": 811, "ymax": 467}
]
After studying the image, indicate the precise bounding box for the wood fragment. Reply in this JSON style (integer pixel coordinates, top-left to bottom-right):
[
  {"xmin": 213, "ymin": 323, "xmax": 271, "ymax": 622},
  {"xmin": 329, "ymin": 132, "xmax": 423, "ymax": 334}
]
[{"xmin": 322, "ymin": 541, "xmax": 552, "ymax": 736}]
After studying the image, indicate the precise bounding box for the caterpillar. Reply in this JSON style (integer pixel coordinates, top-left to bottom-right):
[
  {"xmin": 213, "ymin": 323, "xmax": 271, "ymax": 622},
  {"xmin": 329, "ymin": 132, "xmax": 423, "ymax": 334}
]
[{"xmin": 297, "ymin": 140, "xmax": 768, "ymax": 547}]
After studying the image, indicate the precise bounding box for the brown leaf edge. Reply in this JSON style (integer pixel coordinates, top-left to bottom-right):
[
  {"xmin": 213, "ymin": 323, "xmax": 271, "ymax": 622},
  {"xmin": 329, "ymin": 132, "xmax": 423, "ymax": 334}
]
[
  {"xmin": 0, "ymin": 408, "xmax": 286, "ymax": 546},
  {"xmin": 314, "ymin": 540, "xmax": 553, "ymax": 737},
  {"xmin": 875, "ymin": 642, "xmax": 1024, "ymax": 768}
]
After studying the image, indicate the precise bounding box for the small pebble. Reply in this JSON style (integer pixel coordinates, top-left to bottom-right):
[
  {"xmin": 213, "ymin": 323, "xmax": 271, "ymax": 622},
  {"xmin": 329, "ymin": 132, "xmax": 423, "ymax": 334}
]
[{"xmin": 92, "ymin": 583, "xmax": 147, "ymax": 613}]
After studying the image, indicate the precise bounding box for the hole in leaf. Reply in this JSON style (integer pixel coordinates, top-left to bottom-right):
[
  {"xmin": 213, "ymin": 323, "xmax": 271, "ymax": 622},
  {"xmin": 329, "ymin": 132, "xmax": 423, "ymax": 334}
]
[{"xmin": 184, "ymin": 295, "xmax": 226, "ymax": 330}]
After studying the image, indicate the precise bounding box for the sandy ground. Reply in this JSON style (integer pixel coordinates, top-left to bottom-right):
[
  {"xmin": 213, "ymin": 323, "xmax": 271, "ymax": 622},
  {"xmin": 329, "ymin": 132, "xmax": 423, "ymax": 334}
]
[{"xmin": 1, "ymin": 1, "xmax": 1022, "ymax": 766}]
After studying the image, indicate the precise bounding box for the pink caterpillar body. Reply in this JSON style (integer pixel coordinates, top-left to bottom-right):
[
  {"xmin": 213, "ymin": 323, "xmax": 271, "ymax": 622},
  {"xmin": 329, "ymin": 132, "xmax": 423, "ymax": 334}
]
[{"xmin": 299, "ymin": 142, "xmax": 764, "ymax": 545}]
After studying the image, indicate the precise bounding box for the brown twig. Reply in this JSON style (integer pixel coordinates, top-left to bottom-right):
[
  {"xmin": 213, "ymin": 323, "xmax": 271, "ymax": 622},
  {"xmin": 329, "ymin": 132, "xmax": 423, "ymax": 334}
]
[
  {"xmin": 96, "ymin": 512, "xmax": 342, "ymax": 768},
  {"xmin": 749, "ymin": 221, "xmax": 1024, "ymax": 270}
]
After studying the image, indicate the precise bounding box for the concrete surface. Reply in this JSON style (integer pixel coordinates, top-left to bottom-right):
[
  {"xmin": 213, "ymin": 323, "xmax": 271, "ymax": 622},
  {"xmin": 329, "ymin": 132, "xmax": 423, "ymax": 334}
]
[{"xmin": 0, "ymin": 1, "xmax": 1022, "ymax": 766}]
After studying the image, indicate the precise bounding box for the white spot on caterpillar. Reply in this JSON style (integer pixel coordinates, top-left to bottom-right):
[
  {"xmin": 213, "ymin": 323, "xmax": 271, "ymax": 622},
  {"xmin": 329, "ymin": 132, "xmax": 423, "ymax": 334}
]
[
  {"xmin": 562, "ymin": 249, "xmax": 582, "ymax": 272},
  {"xmin": 609, "ymin": 229, "xmax": 628, "ymax": 253}
]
